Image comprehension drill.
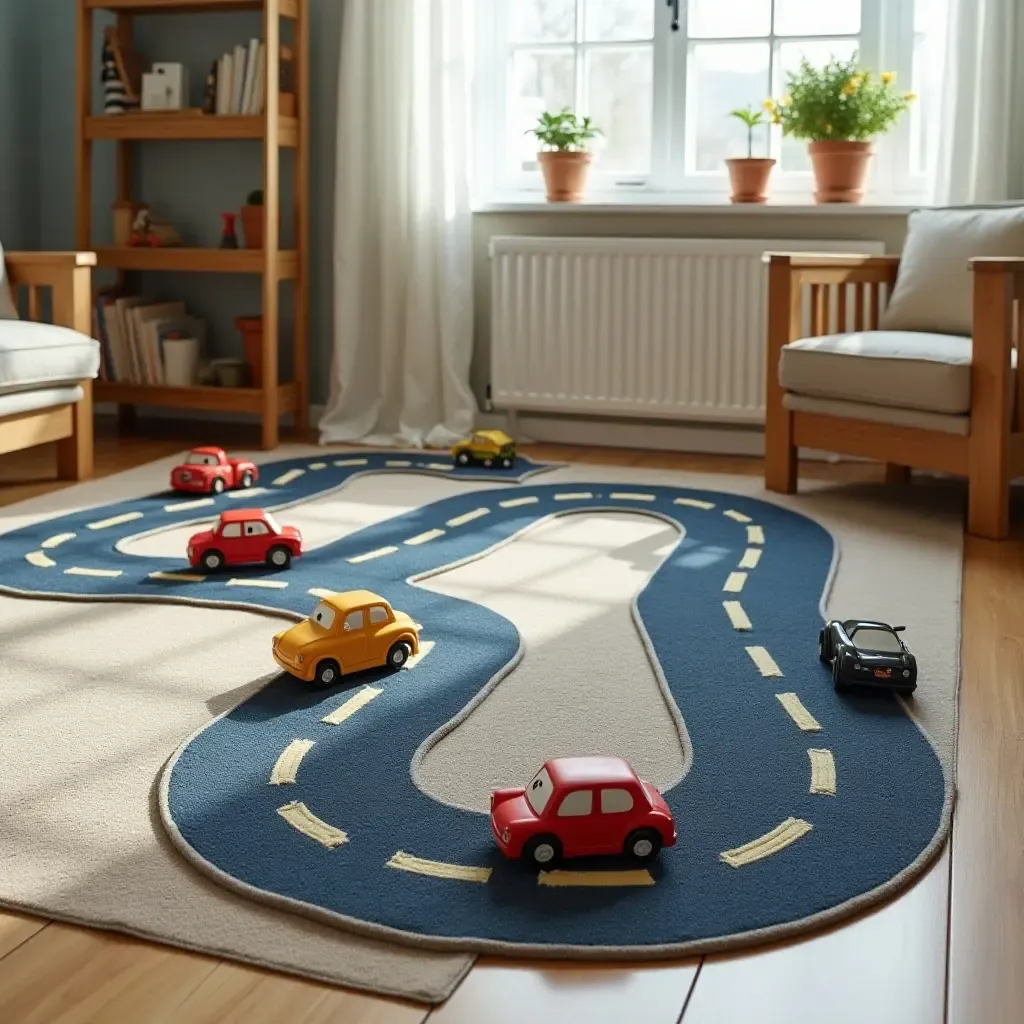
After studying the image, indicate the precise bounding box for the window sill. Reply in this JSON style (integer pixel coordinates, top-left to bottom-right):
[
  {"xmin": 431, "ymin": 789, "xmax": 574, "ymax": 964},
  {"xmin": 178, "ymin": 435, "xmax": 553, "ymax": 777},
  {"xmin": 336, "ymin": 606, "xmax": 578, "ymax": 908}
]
[{"xmin": 473, "ymin": 194, "xmax": 925, "ymax": 216}]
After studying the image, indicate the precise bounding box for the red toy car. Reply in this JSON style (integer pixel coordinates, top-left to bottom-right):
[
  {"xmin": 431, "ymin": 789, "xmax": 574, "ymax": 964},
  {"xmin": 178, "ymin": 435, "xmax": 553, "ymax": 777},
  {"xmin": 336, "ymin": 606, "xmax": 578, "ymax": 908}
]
[
  {"xmin": 187, "ymin": 508, "xmax": 302, "ymax": 571},
  {"xmin": 490, "ymin": 756, "xmax": 676, "ymax": 868},
  {"xmin": 170, "ymin": 447, "xmax": 258, "ymax": 494}
]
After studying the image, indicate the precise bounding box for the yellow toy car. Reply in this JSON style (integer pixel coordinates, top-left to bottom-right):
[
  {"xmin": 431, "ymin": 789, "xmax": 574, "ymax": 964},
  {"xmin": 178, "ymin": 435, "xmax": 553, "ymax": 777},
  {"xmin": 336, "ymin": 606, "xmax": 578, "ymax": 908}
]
[
  {"xmin": 272, "ymin": 589, "xmax": 421, "ymax": 687},
  {"xmin": 451, "ymin": 429, "xmax": 517, "ymax": 468}
]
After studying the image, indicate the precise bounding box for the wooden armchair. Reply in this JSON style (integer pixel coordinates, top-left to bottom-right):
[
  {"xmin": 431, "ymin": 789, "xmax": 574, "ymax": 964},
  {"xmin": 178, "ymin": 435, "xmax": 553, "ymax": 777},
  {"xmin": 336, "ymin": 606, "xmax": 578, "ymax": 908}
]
[
  {"xmin": 764, "ymin": 251, "xmax": 1023, "ymax": 540},
  {"xmin": 0, "ymin": 251, "xmax": 98, "ymax": 480}
]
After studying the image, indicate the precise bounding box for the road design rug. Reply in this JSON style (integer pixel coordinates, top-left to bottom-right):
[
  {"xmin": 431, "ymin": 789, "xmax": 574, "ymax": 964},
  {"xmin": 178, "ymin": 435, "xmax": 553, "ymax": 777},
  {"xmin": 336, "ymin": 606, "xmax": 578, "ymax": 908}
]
[{"xmin": 0, "ymin": 449, "xmax": 961, "ymax": 996}]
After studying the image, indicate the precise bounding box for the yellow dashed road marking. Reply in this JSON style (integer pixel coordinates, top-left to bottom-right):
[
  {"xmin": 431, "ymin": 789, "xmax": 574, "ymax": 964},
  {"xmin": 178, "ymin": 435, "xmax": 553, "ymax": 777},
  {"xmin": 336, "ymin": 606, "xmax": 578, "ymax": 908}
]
[
  {"xmin": 776, "ymin": 692, "xmax": 822, "ymax": 732},
  {"xmin": 723, "ymin": 600, "xmax": 752, "ymax": 631},
  {"xmin": 746, "ymin": 646, "xmax": 783, "ymax": 677},
  {"xmin": 276, "ymin": 801, "xmax": 348, "ymax": 848},
  {"xmin": 447, "ymin": 507, "xmax": 490, "ymax": 527},
  {"xmin": 149, "ymin": 571, "xmax": 206, "ymax": 583},
  {"xmin": 25, "ymin": 550, "xmax": 55, "ymax": 568},
  {"xmin": 334, "ymin": 457, "xmax": 368, "ymax": 467},
  {"xmin": 272, "ymin": 468, "xmax": 305, "ymax": 486},
  {"xmin": 808, "ymin": 749, "xmax": 837, "ymax": 795},
  {"xmin": 386, "ymin": 459, "xmax": 412, "ymax": 467},
  {"xmin": 308, "ymin": 587, "xmax": 337, "ymax": 599},
  {"xmin": 64, "ymin": 566, "xmax": 122, "ymax": 578},
  {"xmin": 723, "ymin": 571, "xmax": 747, "ymax": 593},
  {"xmin": 724, "ymin": 509, "xmax": 752, "ymax": 523},
  {"xmin": 227, "ymin": 486, "xmax": 269, "ymax": 498},
  {"xmin": 405, "ymin": 528, "xmax": 445, "ymax": 546},
  {"xmin": 309, "ymin": 462, "xmax": 327, "ymax": 470},
  {"xmin": 87, "ymin": 511, "xmax": 144, "ymax": 530},
  {"xmin": 225, "ymin": 578, "xmax": 289, "ymax": 589},
  {"xmin": 720, "ymin": 817, "xmax": 813, "ymax": 867},
  {"xmin": 609, "ymin": 492, "xmax": 656, "ymax": 502},
  {"xmin": 747, "ymin": 525, "xmax": 765, "ymax": 544},
  {"xmin": 404, "ymin": 640, "xmax": 435, "ymax": 670},
  {"xmin": 321, "ymin": 686, "xmax": 383, "ymax": 726},
  {"xmin": 675, "ymin": 497, "xmax": 715, "ymax": 510},
  {"xmin": 538, "ymin": 870, "xmax": 655, "ymax": 888},
  {"xmin": 554, "ymin": 492, "xmax": 594, "ymax": 501},
  {"xmin": 348, "ymin": 546, "xmax": 398, "ymax": 563},
  {"xmin": 164, "ymin": 498, "xmax": 216, "ymax": 512},
  {"xmin": 41, "ymin": 533, "xmax": 75, "ymax": 549},
  {"xmin": 500, "ymin": 496, "xmax": 539, "ymax": 508},
  {"xmin": 270, "ymin": 740, "xmax": 315, "ymax": 785},
  {"xmin": 387, "ymin": 851, "xmax": 492, "ymax": 883},
  {"xmin": 739, "ymin": 547, "xmax": 762, "ymax": 569}
]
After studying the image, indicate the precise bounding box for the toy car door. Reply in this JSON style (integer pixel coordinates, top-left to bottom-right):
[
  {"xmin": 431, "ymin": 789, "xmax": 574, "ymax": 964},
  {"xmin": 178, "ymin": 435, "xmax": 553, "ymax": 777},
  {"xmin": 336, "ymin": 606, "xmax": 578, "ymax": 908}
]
[
  {"xmin": 218, "ymin": 520, "xmax": 243, "ymax": 563},
  {"xmin": 241, "ymin": 518, "xmax": 271, "ymax": 562},
  {"xmin": 552, "ymin": 788, "xmax": 602, "ymax": 857},
  {"xmin": 340, "ymin": 608, "xmax": 369, "ymax": 668},
  {"xmin": 597, "ymin": 785, "xmax": 642, "ymax": 853}
]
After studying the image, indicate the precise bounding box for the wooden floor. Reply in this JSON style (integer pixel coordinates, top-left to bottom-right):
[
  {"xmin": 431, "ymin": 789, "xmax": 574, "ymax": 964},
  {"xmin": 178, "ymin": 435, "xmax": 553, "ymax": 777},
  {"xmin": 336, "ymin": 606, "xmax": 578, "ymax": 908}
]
[{"xmin": 1, "ymin": 421, "xmax": 1021, "ymax": 1024}]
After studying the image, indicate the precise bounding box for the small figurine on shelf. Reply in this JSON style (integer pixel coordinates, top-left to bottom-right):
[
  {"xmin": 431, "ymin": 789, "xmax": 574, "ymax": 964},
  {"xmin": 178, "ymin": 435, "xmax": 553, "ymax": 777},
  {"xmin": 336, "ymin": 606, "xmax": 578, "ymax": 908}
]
[
  {"xmin": 128, "ymin": 208, "xmax": 182, "ymax": 247},
  {"xmin": 100, "ymin": 26, "xmax": 141, "ymax": 114},
  {"xmin": 220, "ymin": 212, "xmax": 239, "ymax": 249}
]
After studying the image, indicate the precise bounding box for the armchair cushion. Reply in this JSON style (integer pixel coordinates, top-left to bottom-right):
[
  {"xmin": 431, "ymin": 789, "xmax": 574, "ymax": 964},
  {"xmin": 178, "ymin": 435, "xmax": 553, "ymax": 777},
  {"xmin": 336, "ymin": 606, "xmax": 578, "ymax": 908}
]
[
  {"xmin": 779, "ymin": 330, "xmax": 974, "ymax": 415},
  {"xmin": 0, "ymin": 243, "xmax": 19, "ymax": 320},
  {"xmin": 0, "ymin": 320, "xmax": 101, "ymax": 396},
  {"xmin": 880, "ymin": 204, "xmax": 1024, "ymax": 336}
]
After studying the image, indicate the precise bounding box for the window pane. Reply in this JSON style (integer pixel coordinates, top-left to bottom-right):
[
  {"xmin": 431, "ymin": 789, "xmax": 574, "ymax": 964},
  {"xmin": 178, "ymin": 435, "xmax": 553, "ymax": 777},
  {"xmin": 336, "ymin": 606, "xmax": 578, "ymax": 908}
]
[
  {"xmin": 689, "ymin": 42, "xmax": 770, "ymax": 171},
  {"xmin": 773, "ymin": 0, "xmax": 860, "ymax": 37},
  {"xmin": 912, "ymin": 0, "xmax": 949, "ymax": 176},
  {"xmin": 584, "ymin": 0, "xmax": 654, "ymax": 41},
  {"xmin": 775, "ymin": 39, "xmax": 859, "ymax": 172},
  {"xmin": 585, "ymin": 46, "xmax": 653, "ymax": 172},
  {"xmin": 688, "ymin": 0, "xmax": 771, "ymax": 39},
  {"xmin": 510, "ymin": 49, "xmax": 577, "ymax": 170},
  {"xmin": 509, "ymin": 0, "xmax": 577, "ymax": 43}
]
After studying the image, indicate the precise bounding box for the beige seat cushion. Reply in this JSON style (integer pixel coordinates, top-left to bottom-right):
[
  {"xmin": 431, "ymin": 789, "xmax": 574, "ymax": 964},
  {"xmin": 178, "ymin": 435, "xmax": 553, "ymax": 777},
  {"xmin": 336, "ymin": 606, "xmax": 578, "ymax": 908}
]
[
  {"xmin": 779, "ymin": 330, "xmax": 974, "ymax": 416},
  {"xmin": 880, "ymin": 204, "xmax": 1024, "ymax": 336},
  {"xmin": 783, "ymin": 393, "xmax": 969, "ymax": 436}
]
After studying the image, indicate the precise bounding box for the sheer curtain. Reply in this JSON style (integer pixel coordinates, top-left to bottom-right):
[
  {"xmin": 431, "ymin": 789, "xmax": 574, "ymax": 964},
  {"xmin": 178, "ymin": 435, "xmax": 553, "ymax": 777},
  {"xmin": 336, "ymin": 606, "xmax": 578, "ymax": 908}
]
[
  {"xmin": 319, "ymin": 0, "xmax": 477, "ymax": 448},
  {"xmin": 933, "ymin": 0, "xmax": 1020, "ymax": 204}
]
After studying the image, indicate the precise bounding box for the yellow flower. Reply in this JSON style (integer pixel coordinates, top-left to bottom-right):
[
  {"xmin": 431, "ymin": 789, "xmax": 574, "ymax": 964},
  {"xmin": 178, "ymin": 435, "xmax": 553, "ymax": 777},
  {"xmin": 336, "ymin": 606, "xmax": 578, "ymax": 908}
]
[
  {"xmin": 763, "ymin": 98, "xmax": 777, "ymax": 112},
  {"xmin": 781, "ymin": 94, "xmax": 792, "ymax": 106},
  {"xmin": 771, "ymin": 113, "xmax": 783, "ymax": 125},
  {"xmin": 840, "ymin": 76, "xmax": 861, "ymax": 97},
  {"xmin": 905, "ymin": 91, "xmax": 918, "ymax": 102},
  {"xmin": 880, "ymin": 71, "xmax": 896, "ymax": 84}
]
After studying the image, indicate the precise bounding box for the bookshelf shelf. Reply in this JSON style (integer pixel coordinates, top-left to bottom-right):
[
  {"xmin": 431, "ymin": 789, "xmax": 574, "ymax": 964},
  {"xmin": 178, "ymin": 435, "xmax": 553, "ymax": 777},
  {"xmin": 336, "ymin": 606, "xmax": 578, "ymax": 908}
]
[
  {"xmin": 94, "ymin": 247, "xmax": 298, "ymax": 277},
  {"xmin": 84, "ymin": 0, "xmax": 299, "ymax": 17},
  {"xmin": 95, "ymin": 380, "xmax": 299, "ymax": 415},
  {"xmin": 77, "ymin": 0, "xmax": 309, "ymax": 450},
  {"xmin": 85, "ymin": 113, "xmax": 298, "ymax": 145}
]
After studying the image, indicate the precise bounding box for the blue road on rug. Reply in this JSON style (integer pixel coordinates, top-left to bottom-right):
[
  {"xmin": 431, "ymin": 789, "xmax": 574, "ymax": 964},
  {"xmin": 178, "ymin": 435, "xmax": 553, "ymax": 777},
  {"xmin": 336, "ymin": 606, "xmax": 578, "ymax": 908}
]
[{"xmin": 0, "ymin": 452, "xmax": 949, "ymax": 955}]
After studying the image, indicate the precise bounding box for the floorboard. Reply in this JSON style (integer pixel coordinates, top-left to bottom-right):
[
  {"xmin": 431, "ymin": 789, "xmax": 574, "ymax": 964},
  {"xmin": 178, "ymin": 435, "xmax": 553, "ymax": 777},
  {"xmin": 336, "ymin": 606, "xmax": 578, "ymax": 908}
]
[{"xmin": 0, "ymin": 912, "xmax": 49, "ymax": 960}]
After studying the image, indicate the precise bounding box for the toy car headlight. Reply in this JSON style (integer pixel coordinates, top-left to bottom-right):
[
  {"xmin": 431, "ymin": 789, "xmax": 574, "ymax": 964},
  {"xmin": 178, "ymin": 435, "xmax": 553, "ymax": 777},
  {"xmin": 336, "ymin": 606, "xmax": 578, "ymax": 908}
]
[
  {"xmin": 296, "ymin": 654, "xmax": 304, "ymax": 664},
  {"xmin": 903, "ymin": 669, "xmax": 910, "ymax": 677},
  {"xmin": 502, "ymin": 827, "xmax": 510, "ymax": 843}
]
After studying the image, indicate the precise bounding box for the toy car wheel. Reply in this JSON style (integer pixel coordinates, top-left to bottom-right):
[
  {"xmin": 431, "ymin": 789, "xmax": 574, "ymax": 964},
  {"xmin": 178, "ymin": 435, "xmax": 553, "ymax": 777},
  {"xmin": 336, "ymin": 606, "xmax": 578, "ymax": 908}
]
[
  {"xmin": 483, "ymin": 458, "xmax": 493, "ymax": 468},
  {"xmin": 818, "ymin": 628, "xmax": 831, "ymax": 664},
  {"xmin": 201, "ymin": 550, "xmax": 224, "ymax": 572},
  {"xmin": 456, "ymin": 452, "xmax": 470, "ymax": 466},
  {"xmin": 386, "ymin": 641, "xmax": 410, "ymax": 670},
  {"xmin": 241, "ymin": 470, "xmax": 254, "ymax": 488},
  {"xmin": 314, "ymin": 659, "xmax": 342, "ymax": 687},
  {"xmin": 266, "ymin": 546, "xmax": 292, "ymax": 569},
  {"xmin": 624, "ymin": 828, "xmax": 663, "ymax": 863},
  {"xmin": 211, "ymin": 477, "xmax": 226, "ymax": 495},
  {"xmin": 832, "ymin": 658, "xmax": 848, "ymax": 693},
  {"xmin": 522, "ymin": 834, "xmax": 562, "ymax": 869},
  {"xmin": 500, "ymin": 457, "xmax": 512, "ymax": 468}
]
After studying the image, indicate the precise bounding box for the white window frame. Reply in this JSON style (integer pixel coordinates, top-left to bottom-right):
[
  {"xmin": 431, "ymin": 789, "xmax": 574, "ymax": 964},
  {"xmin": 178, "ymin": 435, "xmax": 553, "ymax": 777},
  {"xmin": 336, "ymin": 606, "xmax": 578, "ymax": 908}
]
[{"xmin": 472, "ymin": 0, "xmax": 934, "ymax": 204}]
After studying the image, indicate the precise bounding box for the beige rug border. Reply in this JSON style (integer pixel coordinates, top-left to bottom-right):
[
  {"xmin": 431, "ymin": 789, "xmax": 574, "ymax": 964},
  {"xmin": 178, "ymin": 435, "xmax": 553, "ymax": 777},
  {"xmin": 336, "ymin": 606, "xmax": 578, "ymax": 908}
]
[{"xmin": 149, "ymin": 464, "xmax": 959, "ymax": 961}]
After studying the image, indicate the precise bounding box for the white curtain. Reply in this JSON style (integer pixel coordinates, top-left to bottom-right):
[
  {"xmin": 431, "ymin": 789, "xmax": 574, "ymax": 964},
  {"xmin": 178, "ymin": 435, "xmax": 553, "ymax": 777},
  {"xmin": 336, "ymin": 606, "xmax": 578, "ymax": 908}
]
[
  {"xmin": 933, "ymin": 0, "xmax": 1020, "ymax": 204},
  {"xmin": 319, "ymin": 0, "xmax": 478, "ymax": 448}
]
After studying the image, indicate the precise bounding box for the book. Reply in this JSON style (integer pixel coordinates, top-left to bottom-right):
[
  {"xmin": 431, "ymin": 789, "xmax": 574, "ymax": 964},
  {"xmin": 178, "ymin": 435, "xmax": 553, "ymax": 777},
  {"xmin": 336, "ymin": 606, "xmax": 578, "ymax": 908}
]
[
  {"xmin": 113, "ymin": 295, "xmax": 146, "ymax": 382},
  {"xmin": 216, "ymin": 53, "xmax": 231, "ymax": 114},
  {"xmin": 249, "ymin": 43, "xmax": 266, "ymax": 114},
  {"xmin": 230, "ymin": 43, "xmax": 246, "ymax": 114},
  {"xmin": 240, "ymin": 38, "xmax": 260, "ymax": 115},
  {"xmin": 130, "ymin": 301, "xmax": 187, "ymax": 383}
]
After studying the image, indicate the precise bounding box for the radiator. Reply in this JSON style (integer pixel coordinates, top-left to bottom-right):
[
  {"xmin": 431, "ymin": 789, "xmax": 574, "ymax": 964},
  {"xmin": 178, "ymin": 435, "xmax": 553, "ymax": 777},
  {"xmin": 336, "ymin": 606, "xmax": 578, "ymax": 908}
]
[{"xmin": 489, "ymin": 236, "xmax": 886, "ymax": 425}]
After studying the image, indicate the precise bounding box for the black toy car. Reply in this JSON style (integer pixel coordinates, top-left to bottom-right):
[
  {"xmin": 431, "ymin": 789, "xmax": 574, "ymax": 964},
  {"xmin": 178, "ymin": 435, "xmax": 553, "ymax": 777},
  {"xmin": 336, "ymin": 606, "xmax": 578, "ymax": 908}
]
[{"xmin": 818, "ymin": 619, "xmax": 917, "ymax": 695}]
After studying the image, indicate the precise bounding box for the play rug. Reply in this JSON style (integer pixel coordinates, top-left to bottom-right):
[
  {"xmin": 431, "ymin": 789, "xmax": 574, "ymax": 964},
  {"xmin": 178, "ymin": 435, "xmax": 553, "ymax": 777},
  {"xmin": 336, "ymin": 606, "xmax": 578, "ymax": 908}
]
[{"xmin": 0, "ymin": 449, "xmax": 961, "ymax": 997}]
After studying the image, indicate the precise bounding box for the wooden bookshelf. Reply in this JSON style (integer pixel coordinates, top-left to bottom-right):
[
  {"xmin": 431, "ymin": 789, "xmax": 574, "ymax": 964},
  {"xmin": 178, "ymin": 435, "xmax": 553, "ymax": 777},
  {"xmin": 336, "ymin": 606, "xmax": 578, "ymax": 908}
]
[{"xmin": 76, "ymin": 0, "xmax": 309, "ymax": 449}]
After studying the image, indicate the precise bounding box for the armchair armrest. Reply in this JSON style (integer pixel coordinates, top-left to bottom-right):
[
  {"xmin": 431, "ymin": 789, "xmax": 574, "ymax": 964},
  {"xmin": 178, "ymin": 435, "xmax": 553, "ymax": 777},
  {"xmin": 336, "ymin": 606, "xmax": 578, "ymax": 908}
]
[
  {"xmin": 3, "ymin": 251, "xmax": 95, "ymax": 333},
  {"xmin": 763, "ymin": 251, "xmax": 900, "ymax": 286},
  {"xmin": 5, "ymin": 251, "xmax": 97, "ymax": 286}
]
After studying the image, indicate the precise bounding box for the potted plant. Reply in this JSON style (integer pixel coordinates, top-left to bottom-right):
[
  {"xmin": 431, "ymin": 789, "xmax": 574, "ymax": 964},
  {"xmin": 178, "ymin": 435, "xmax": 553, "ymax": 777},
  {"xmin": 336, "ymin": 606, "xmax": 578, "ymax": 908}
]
[
  {"xmin": 766, "ymin": 55, "xmax": 915, "ymax": 203},
  {"xmin": 240, "ymin": 189, "xmax": 264, "ymax": 249},
  {"xmin": 726, "ymin": 106, "xmax": 776, "ymax": 203},
  {"xmin": 527, "ymin": 109, "xmax": 602, "ymax": 202}
]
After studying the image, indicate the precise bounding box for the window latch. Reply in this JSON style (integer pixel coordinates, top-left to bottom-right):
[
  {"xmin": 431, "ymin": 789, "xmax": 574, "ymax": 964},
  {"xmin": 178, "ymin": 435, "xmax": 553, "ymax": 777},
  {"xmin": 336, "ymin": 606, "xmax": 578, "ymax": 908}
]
[{"xmin": 666, "ymin": 0, "xmax": 680, "ymax": 31}]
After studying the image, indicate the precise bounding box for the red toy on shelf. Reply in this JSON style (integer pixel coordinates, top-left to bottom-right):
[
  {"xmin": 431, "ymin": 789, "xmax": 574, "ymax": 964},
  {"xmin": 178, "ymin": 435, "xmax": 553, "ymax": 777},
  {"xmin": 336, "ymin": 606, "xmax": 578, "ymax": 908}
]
[
  {"xmin": 187, "ymin": 508, "xmax": 302, "ymax": 571},
  {"xmin": 170, "ymin": 446, "xmax": 258, "ymax": 494},
  {"xmin": 490, "ymin": 756, "xmax": 676, "ymax": 868}
]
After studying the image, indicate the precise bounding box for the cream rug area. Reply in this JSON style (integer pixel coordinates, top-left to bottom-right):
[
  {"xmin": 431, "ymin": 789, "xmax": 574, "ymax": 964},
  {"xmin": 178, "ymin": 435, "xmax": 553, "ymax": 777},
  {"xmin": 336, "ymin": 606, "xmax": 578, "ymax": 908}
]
[{"xmin": 0, "ymin": 447, "xmax": 963, "ymax": 1003}]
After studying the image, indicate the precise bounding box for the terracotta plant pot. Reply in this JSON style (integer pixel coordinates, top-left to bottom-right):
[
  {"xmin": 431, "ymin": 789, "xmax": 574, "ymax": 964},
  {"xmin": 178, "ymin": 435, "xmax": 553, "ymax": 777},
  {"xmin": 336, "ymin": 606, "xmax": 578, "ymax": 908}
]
[
  {"xmin": 239, "ymin": 204, "xmax": 264, "ymax": 249},
  {"xmin": 725, "ymin": 158, "xmax": 776, "ymax": 203},
  {"xmin": 235, "ymin": 315, "xmax": 264, "ymax": 387},
  {"xmin": 808, "ymin": 141, "xmax": 875, "ymax": 203},
  {"xmin": 538, "ymin": 151, "xmax": 592, "ymax": 202}
]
